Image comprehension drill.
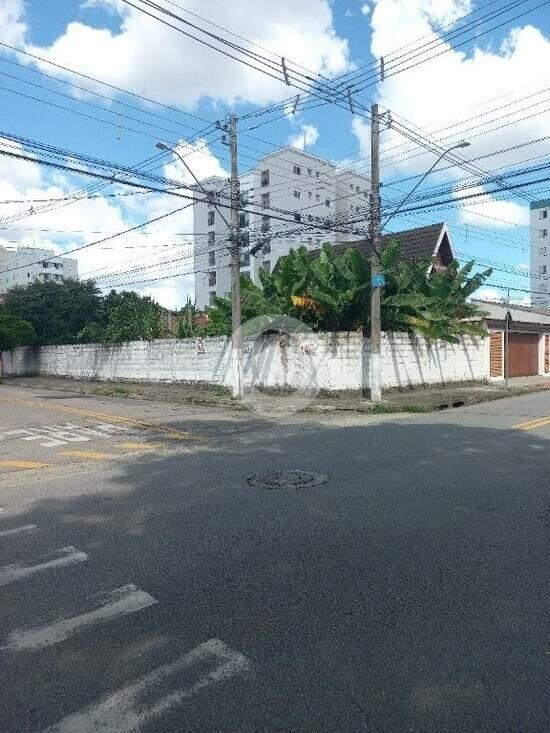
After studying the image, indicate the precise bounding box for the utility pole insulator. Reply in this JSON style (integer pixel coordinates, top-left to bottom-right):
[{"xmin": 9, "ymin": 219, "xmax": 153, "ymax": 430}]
[
  {"xmin": 380, "ymin": 56, "xmax": 385, "ymax": 82},
  {"xmin": 281, "ymin": 57, "xmax": 290, "ymax": 85}
]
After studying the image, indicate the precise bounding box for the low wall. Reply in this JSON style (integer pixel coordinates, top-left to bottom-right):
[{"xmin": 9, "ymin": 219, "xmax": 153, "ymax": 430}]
[
  {"xmin": 379, "ymin": 332, "xmax": 488, "ymax": 389},
  {"xmin": 3, "ymin": 331, "xmax": 488, "ymax": 392}
]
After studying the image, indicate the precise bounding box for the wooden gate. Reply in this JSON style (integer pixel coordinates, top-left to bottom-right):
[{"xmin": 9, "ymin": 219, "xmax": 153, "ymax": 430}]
[
  {"xmin": 489, "ymin": 332, "xmax": 503, "ymax": 377},
  {"xmin": 506, "ymin": 333, "xmax": 539, "ymax": 377}
]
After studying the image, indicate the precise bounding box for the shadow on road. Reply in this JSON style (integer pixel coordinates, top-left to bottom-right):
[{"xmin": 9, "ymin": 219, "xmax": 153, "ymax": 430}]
[{"xmin": 1, "ymin": 418, "xmax": 549, "ymax": 732}]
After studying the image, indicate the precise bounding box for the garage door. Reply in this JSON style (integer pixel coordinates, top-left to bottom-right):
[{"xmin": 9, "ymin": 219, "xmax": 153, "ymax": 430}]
[{"xmin": 507, "ymin": 333, "xmax": 539, "ymax": 377}]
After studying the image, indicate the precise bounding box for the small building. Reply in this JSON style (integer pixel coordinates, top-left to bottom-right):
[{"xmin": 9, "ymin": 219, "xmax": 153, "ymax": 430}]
[
  {"xmin": 473, "ymin": 299, "xmax": 550, "ymax": 379},
  {"xmin": 0, "ymin": 245, "xmax": 78, "ymax": 295}
]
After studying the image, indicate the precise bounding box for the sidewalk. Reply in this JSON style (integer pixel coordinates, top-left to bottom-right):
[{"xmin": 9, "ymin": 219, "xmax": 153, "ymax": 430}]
[{"xmin": 3, "ymin": 374, "xmax": 550, "ymax": 414}]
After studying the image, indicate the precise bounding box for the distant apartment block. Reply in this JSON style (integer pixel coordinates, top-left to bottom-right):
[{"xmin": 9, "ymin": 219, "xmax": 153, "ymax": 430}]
[
  {"xmin": 531, "ymin": 199, "xmax": 550, "ymax": 307},
  {"xmin": 193, "ymin": 146, "xmax": 370, "ymax": 309},
  {"xmin": 0, "ymin": 245, "xmax": 79, "ymax": 295}
]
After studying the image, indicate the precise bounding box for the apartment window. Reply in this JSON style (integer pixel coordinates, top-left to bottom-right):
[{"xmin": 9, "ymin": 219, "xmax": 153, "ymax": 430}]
[
  {"xmin": 308, "ymin": 191, "xmax": 312, "ymax": 200},
  {"xmin": 27, "ymin": 272, "xmax": 30, "ymax": 278},
  {"xmin": 325, "ymin": 199, "xmax": 331, "ymax": 207},
  {"xmin": 355, "ymin": 185, "xmax": 360, "ymax": 193},
  {"xmin": 261, "ymin": 238, "xmax": 271, "ymax": 254},
  {"xmin": 240, "ymin": 251, "xmax": 250, "ymax": 267},
  {"xmin": 350, "ymin": 183, "xmax": 354, "ymax": 190},
  {"xmin": 293, "ymin": 190, "xmax": 301, "ymax": 199},
  {"xmin": 241, "ymin": 230, "xmax": 250, "ymax": 248},
  {"xmin": 315, "ymin": 171, "xmax": 320, "ymax": 178},
  {"xmin": 262, "ymin": 260, "xmax": 270, "ymax": 272},
  {"xmin": 261, "ymin": 215, "xmax": 270, "ymax": 232},
  {"xmin": 209, "ymin": 291, "xmax": 216, "ymax": 305},
  {"xmin": 541, "ymin": 246, "xmax": 547, "ymax": 256},
  {"xmin": 315, "ymin": 193, "xmax": 320, "ymax": 202},
  {"xmin": 543, "ymin": 265, "xmax": 548, "ymax": 275},
  {"xmin": 541, "ymin": 229, "xmax": 548, "ymax": 238},
  {"xmin": 261, "ymin": 192, "xmax": 270, "ymax": 209},
  {"xmin": 208, "ymin": 231, "xmax": 215, "ymax": 247},
  {"xmin": 261, "ymin": 169, "xmax": 270, "ymax": 187},
  {"xmin": 208, "ymin": 271, "xmax": 216, "ymax": 287},
  {"xmin": 206, "ymin": 190, "xmax": 216, "ymax": 206},
  {"xmin": 239, "ymin": 212, "xmax": 248, "ymax": 228},
  {"xmin": 207, "ymin": 211, "xmax": 215, "ymax": 226},
  {"xmin": 208, "ymin": 251, "xmax": 216, "ymax": 267},
  {"xmin": 294, "ymin": 213, "xmax": 302, "ymax": 222},
  {"xmin": 293, "ymin": 164, "xmax": 301, "ymax": 175},
  {"xmin": 540, "ymin": 209, "xmax": 548, "ymax": 219},
  {"xmin": 307, "ymin": 167, "xmax": 312, "ymax": 175},
  {"xmin": 42, "ymin": 262, "xmax": 49, "ymax": 268}
]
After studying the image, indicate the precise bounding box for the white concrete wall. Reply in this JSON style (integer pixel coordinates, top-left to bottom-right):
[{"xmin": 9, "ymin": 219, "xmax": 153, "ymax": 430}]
[
  {"xmin": 376, "ymin": 333, "xmax": 488, "ymax": 389},
  {"xmin": 3, "ymin": 332, "xmax": 489, "ymax": 392}
]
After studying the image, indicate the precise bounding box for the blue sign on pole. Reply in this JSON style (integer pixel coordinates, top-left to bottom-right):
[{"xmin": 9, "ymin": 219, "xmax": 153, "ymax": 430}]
[{"xmin": 371, "ymin": 273, "xmax": 386, "ymax": 288}]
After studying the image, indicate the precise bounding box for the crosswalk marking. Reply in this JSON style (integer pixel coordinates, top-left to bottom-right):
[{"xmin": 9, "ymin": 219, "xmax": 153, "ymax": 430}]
[
  {"xmin": 45, "ymin": 638, "xmax": 251, "ymax": 732},
  {"xmin": 0, "ymin": 546, "xmax": 88, "ymax": 587},
  {"xmin": 1, "ymin": 584, "xmax": 157, "ymax": 652},
  {"xmin": 0, "ymin": 524, "xmax": 38, "ymax": 539}
]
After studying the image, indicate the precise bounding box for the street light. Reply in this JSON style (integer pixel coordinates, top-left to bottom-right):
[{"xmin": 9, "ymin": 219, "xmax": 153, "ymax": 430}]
[
  {"xmin": 155, "ymin": 141, "xmax": 231, "ymax": 228},
  {"xmin": 381, "ymin": 140, "xmax": 471, "ymax": 230}
]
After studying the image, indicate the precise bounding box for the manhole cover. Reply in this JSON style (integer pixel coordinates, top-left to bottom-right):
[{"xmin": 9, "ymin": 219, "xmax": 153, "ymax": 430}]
[{"xmin": 247, "ymin": 470, "xmax": 328, "ymax": 490}]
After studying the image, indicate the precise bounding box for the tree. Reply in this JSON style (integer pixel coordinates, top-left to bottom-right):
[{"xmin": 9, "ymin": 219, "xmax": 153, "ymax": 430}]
[
  {"xmin": 3, "ymin": 279, "xmax": 102, "ymax": 345},
  {"xmin": 85, "ymin": 291, "xmax": 166, "ymax": 343},
  {"xmin": 176, "ymin": 298, "xmax": 198, "ymax": 338},
  {"xmin": 206, "ymin": 242, "xmax": 491, "ymax": 342},
  {"xmin": 0, "ymin": 312, "xmax": 34, "ymax": 380}
]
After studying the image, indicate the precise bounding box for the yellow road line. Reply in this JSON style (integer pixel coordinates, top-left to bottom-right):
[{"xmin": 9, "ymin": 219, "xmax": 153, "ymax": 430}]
[
  {"xmin": 0, "ymin": 396, "xmax": 208, "ymax": 442},
  {"xmin": 118, "ymin": 442, "xmax": 158, "ymax": 451},
  {"xmin": 61, "ymin": 450, "xmax": 113, "ymax": 460},
  {"xmin": 0, "ymin": 460, "xmax": 51, "ymax": 470},
  {"xmin": 512, "ymin": 415, "xmax": 550, "ymax": 430}
]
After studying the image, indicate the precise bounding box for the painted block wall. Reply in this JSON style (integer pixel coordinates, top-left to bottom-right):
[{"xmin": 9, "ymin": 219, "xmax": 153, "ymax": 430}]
[{"xmin": 3, "ymin": 332, "xmax": 488, "ymax": 391}]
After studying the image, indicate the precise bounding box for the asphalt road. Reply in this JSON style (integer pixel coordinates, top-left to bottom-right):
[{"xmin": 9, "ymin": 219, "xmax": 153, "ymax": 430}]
[{"xmin": 0, "ymin": 383, "xmax": 549, "ymax": 732}]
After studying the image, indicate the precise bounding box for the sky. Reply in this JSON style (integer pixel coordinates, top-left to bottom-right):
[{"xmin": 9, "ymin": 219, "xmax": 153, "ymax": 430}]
[{"xmin": 1, "ymin": 0, "xmax": 550, "ymax": 308}]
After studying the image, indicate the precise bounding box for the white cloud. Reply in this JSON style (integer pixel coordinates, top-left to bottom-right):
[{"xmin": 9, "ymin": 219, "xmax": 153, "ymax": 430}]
[
  {"xmin": 0, "ymin": 0, "xmax": 26, "ymax": 45},
  {"xmin": 455, "ymin": 186, "xmax": 529, "ymax": 228},
  {"xmin": 366, "ymin": 0, "xmax": 550, "ymax": 181},
  {"xmin": 475, "ymin": 287, "xmax": 503, "ymax": 302},
  {"xmin": 351, "ymin": 116, "xmax": 370, "ymax": 152},
  {"xmin": 288, "ymin": 124, "xmax": 320, "ymax": 150},
  {"xmin": 0, "ymin": 137, "xmax": 227, "ymax": 309},
  {"xmin": 13, "ymin": 0, "xmax": 350, "ymax": 109},
  {"xmin": 360, "ymin": 3, "xmax": 371, "ymax": 16}
]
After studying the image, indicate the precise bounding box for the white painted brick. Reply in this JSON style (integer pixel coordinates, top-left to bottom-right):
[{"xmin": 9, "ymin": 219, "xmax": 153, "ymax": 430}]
[{"xmin": 4, "ymin": 331, "xmax": 488, "ymax": 391}]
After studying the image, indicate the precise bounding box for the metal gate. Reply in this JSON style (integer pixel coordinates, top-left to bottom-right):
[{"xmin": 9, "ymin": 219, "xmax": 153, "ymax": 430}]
[{"xmin": 506, "ymin": 333, "xmax": 539, "ymax": 377}]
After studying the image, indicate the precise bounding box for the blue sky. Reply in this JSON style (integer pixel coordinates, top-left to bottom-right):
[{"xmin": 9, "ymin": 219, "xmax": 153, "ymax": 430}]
[{"xmin": 1, "ymin": 0, "xmax": 550, "ymax": 307}]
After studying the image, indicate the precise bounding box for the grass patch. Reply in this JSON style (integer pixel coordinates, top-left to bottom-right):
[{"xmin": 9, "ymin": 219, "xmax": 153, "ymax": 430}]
[{"xmin": 363, "ymin": 402, "xmax": 428, "ymax": 414}]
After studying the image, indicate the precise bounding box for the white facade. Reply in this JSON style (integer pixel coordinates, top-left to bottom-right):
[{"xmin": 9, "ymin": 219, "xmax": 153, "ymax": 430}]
[
  {"xmin": 0, "ymin": 246, "xmax": 78, "ymax": 295},
  {"xmin": 530, "ymin": 199, "xmax": 550, "ymax": 307},
  {"xmin": 193, "ymin": 146, "xmax": 370, "ymax": 309}
]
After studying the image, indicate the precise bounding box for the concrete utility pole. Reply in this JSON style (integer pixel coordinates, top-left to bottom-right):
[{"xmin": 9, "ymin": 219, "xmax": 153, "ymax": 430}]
[
  {"xmin": 229, "ymin": 114, "xmax": 243, "ymax": 399},
  {"xmin": 369, "ymin": 103, "xmax": 382, "ymax": 403}
]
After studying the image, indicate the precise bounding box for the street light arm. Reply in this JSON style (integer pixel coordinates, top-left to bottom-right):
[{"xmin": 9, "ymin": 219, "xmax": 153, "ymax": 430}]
[
  {"xmin": 380, "ymin": 141, "xmax": 470, "ymax": 231},
  {"xmin": 156, "ymin": 142, "xmax": 232, "ymax": 229}
]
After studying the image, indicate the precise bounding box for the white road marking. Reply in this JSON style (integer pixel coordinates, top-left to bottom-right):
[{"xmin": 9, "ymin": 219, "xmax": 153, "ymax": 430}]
[
  {"xmin": 0, "ymin": 546, "xmax": 88, "ymax": 587},
  {"xmin": 45, "ymin": 638, "xmax": 251, "ymax": 732},
  {"xmin": 0, "ymin": 524, "xmax": 38, "ymax": 539},
  {"xmin": 2, "ymin": 584, "xmax": 157, "ymax": 652},
  {"xmin": 0, "ymin": 422, "xmax": 132, "ymax": 448}
]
